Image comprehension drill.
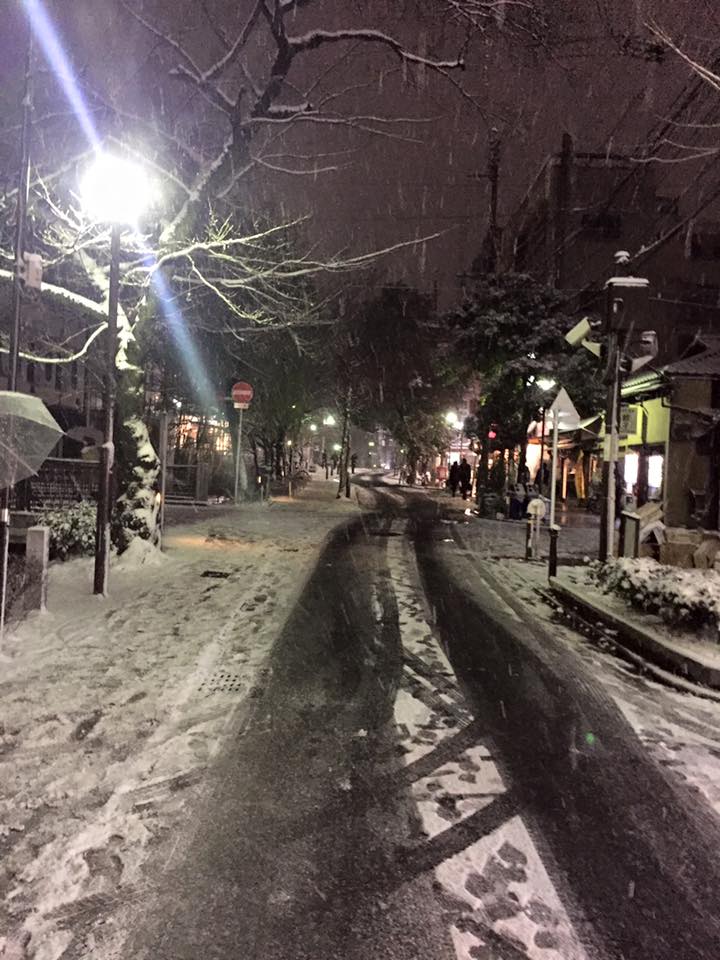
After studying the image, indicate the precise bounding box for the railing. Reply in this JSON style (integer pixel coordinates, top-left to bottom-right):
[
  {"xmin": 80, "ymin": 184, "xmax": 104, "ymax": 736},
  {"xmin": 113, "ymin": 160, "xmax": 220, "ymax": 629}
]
[
  {"xmin": 8, "ymin": 458, "xmax": 211, "ymax": 512},
  {"xmin": 11, "ymin": 458, "xmax": 99, "ymax": 510},
  {"xmin": 165, "ymin": 463, "xmax": 209, "ymax": 504}
]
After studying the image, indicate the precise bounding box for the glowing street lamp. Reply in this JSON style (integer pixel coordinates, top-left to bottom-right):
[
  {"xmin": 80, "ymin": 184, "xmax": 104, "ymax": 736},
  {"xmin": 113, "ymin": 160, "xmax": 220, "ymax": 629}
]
[
  {"xmin": 80, "ymin": 154, "xmax": 155, "ymax": 225},
  {"xmin": 445, "ymin": 410, "xmax": 463, "ymax": 431},
  {"xmin": 323, "ymin": 414, "xmax": 336, "ymax": 427},
  {"xmin": 80, "ymin": 153, "xmax": 153, "ymax": 597}
]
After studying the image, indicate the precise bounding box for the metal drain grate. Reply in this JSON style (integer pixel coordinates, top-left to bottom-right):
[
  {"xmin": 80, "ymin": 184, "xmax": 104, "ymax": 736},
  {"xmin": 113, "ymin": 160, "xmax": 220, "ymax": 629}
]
[{"xmin": 198, "ymin": 672, "xmax": 245, "ymax": 693}]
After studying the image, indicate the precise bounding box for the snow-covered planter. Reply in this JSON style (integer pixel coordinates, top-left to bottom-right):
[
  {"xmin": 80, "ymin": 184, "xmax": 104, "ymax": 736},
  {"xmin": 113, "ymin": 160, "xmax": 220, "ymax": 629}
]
[
  {"xmin": 44, "ymin": 502, "xmax": 97, "ymax": 560},
  {"xmin": 589, "ymin": 557, "xmax": 720, "ymax": 635}
]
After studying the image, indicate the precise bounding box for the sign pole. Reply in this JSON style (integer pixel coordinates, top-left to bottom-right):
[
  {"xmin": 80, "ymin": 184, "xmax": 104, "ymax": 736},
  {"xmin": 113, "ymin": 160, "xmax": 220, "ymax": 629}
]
[
  {"xmin": 550, "ymin": 413, "xmax": 559, "ymax": 526},
  {"xmin": 546, "ymin": 388, "xmax": 581, "ymax": 578},
  {"xmin": 159, "ymin": 410, "xmax": 168, "ymax": 549},
  {"xmin": 234, "ymin": 406, "xmax": 244, "ymax": 503},
  {"xmin": 230, "ymin": 382, "xmax": 253, "ymax": 503}
]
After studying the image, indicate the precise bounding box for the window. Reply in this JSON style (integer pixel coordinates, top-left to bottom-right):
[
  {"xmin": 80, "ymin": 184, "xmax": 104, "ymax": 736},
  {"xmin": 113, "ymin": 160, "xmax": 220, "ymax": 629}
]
[
  {"xmin": 581, "ymin": 210, "xmax": 622, "ymax": 239},
  {"xmin": 711, "ymin": 379, "xmax": 720, "ymax": 409},
  {"xmin": 690, "ymin": 227, "xmax": 720, "ymax": 260}
]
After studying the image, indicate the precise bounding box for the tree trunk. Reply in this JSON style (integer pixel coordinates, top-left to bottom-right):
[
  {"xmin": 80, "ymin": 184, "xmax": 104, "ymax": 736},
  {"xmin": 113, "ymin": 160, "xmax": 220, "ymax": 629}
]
[{"xmin": 336, "ymin": 388, "xmax": 352, "ymax": 499}]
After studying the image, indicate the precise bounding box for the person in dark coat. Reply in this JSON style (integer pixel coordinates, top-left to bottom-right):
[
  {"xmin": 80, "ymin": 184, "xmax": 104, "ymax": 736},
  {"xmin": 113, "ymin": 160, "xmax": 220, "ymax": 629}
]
[
  {"xmin": 448, "ymin": 461, "xmax": 460, "ymax": 497},
  {"xmin": 459, "ymin": 457, "xmax": 472, "ymax": 500}
]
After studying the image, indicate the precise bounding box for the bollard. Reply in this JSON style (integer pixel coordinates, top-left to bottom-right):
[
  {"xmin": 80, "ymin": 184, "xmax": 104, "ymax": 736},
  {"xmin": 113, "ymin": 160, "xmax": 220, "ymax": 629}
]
[
  {"xmin": 26, "ymin": 525, "xmax": 49, "ymax": 612},
  {"xmin": 548, "ymin": 524, "xmax": 559, "ymax": 579},
  {"xmin": 533, "ymin": 514, "xmax": 541, "ymax": 560},
  {"xmin": 525, "ymin": 518, "xmax": 533, "ymax": 560}
]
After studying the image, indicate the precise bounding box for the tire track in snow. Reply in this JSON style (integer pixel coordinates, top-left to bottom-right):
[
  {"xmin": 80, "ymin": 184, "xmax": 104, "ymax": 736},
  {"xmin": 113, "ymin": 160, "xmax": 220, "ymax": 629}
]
[{"xmin": 385, "ymin": 519, "xmax": 589, "ymax": 960}]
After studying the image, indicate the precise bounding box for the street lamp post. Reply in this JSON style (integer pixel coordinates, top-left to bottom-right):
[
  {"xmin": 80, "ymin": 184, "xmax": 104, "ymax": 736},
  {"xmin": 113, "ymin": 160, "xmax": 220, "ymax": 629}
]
[
  {"xmin": 80, "ymin": 154, "xmax": 154, "ymax": 596},
  {"xmin": 94, "ymin": 222, "xmax": 121, "ymax": 595}
]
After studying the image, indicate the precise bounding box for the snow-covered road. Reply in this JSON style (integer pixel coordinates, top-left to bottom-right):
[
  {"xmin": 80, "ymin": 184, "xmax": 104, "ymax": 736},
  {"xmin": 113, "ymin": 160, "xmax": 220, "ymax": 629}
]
[{"xmin": 4, "ymin": 478, "xmax": 720, "ymax": 960}]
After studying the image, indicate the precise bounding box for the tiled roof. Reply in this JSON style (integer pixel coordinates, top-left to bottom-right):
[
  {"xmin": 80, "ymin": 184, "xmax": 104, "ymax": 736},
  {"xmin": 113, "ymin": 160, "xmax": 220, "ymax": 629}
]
[{"xmin": 663, "ymin": 342, "xmax": 720, "ymax": 378}]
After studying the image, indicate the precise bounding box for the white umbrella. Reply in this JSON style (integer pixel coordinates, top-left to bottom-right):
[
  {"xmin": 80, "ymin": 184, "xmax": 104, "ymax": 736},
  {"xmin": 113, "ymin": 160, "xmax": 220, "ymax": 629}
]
[{"xmin": 0, "ymin": 391, "xmax": 64, "ymax": 489}]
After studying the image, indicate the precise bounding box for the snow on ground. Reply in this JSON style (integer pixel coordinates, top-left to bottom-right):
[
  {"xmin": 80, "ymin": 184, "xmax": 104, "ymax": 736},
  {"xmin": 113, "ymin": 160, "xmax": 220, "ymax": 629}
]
[
  {"xmin": 385, "ymin": 521, "xmax": 588, "ymax": 960},
  {"xmin": 484, "ymin": 552, "xmax": 720, "ymax": 826},
  {"xmin": 0, "ymin": 482, "xmax": 358, "ymax": 960}
]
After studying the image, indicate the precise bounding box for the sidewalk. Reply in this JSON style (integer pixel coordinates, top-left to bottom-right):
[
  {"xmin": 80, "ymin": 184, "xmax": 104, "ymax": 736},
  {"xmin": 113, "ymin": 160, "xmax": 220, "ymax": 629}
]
[
  {"xmin": 467, "ymin": 548, "xmax": 720, "ymax": 697},
  {"xmin": 548, "ymin": 567, "xmax": 720, "ymax": 695},
  {"xmin": 0, "ymin": 480, "xmax": 358, "ymax": 960}
]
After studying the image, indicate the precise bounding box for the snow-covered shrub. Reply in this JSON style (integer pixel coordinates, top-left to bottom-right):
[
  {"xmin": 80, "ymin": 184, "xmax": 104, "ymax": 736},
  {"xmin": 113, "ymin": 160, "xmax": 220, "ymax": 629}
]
[
  {"xmin": 589, "ymin": 557, "xmax": 720, "ymax": 634},
  {"xmin": 112, "ymin": 417, "xmax": 160, "ymax": 555},
  {"xmin": 44, "ymin": 502, "xmax": 97, "ymax": 560}
]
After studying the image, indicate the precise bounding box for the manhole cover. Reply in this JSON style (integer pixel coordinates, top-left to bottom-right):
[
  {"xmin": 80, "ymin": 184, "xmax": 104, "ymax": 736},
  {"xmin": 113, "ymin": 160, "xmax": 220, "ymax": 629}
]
[
  {"xmin": 201, "ymin": 570, "xmax": 231, "ymax": 579},
  {"xmin": 198, "ymin": 672, "xmax": 245, "ymax": 693}
]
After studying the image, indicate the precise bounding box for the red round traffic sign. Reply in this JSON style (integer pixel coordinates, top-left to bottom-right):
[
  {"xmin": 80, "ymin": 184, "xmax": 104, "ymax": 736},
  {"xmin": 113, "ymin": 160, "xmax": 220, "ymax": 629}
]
[{"xmin": 231, "ymin": 381, "xmax": 254, "ymax": 405}]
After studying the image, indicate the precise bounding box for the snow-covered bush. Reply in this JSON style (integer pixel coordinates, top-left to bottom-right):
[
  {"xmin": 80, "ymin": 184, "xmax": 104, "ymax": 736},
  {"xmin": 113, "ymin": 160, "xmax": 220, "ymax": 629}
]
[
  {"xmin": 112, "ymin": 417, "xmax": 160, "ymax": 554},
  {"xmin": 589, "ymin": 557, "xmax": 720, "ymax": 634},
  {"xmin": 44, "ymin": 502, "xmax": 97, "ymax": 560}
]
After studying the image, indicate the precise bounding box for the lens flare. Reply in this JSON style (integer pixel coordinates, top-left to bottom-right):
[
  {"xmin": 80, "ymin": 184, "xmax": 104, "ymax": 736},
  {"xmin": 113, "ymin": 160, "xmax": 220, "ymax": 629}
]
[
  {"xmin": 24, "ymin": 0, "xmax": 100, "ymax": 149},
  {"xmin": 150, "ymin": 270, "xmax": 216, "ymax": 412}
]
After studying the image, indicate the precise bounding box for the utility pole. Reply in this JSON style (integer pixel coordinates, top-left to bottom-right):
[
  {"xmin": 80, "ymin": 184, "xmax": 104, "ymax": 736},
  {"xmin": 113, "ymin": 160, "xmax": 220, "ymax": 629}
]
[
  {"xmin": 599, "ymin": 331, "xmax": 620, "ymax": 561},
  {"xmin": 598, "ymin": 252, "xmax": 650, "ymax": 560},
  {"xmin": 466, "ymin": 128, "xmax": 501, "ymax": 274},
  {"xmin": 0, "ymin": 25, "xmax": 33, "ymax": 639},
  {"xmin": 487, "ymin": 129, "xmax": 501, "ymax": 273}
]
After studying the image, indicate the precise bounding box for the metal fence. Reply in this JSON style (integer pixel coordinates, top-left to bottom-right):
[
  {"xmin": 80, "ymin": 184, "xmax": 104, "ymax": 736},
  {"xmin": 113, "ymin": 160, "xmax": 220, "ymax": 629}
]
[
  {"xmin": 165, "ymin": 462, "xmax": 209, "ymax": 504},
  {"xmin": 10, "ymin": 458, "xmax": 99, "ymax": 511}
]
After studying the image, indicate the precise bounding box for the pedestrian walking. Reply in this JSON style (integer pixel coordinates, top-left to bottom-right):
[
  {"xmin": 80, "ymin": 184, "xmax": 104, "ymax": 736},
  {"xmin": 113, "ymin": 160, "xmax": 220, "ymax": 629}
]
[
  {"xmin": 448, "ymin": 461, "xmax": 460, "ymax": 497},
  {"xmin": 350, "ymin": 453, "xmax": 357, "ymax": 474},
  {"xmin": 459, "ymin": 457, "xmax": 472, "ymax": 500},
  {"xmin": 331, "ymin": 453, "xmax": 338, "ymax": 475}
]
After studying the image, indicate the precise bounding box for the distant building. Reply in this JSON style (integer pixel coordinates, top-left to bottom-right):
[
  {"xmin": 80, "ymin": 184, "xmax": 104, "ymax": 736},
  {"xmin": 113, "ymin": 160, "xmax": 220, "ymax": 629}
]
[
  {"xmin": 499, "ymin": 137, "xmax": 720, "ymax": 538},
  {"xmin": 501, "ymin": 133, "xmax": 720, "ymax": 364}
]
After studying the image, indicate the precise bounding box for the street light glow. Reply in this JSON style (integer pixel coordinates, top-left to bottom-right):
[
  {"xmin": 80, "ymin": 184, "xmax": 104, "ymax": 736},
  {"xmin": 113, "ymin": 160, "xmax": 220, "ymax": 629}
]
[
  {"xmin": 81, "ymin": 154, "xmax": 155, "ymax": 224},
  {"xmin": 537, "ymin": 377, "xmax": 556, "ymax": 392},
  {"xmin": 309, "ymin": 424, "xmax": 317, "ymax": 432},
  {"xmin": 323, "ymin": 414, "xmax": 336, "ymax": 426},
  {"xmin": 445, "ymin": 411, "xmax": 462, "ymax": 430}
]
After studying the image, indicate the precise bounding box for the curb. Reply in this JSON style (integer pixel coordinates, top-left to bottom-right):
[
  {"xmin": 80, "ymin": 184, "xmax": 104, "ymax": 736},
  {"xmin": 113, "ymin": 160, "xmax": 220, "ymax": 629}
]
[{"xmin": 549, "ymin": 578, "xmax": 720, "ymax": 694}]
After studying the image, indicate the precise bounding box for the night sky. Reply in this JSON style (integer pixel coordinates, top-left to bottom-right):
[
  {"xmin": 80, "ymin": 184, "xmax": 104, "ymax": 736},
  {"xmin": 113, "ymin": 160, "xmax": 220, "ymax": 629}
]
[{"xmin": 1, "ymin": 0, "xmax": 713, "ymax": 306}]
